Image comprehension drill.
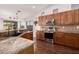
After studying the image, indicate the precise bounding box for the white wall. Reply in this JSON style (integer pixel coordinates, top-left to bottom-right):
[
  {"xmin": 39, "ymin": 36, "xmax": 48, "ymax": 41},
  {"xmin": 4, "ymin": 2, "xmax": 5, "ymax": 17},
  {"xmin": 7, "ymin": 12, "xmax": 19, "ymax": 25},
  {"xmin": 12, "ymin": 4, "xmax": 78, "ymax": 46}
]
[
  {"xmin": 0, "ymin": 20, "xmax": 4, "ymax": 30},
  {"xmin": 71, "ymin": 4, "xmax": 79, "ymax": 9},
  {"xmin": 34, "ymin": 4, "xmax": 72, "ymax": 21},
  {"xmin": 43, "ymin": 4, "xmax": 71, "ymax": 15}
]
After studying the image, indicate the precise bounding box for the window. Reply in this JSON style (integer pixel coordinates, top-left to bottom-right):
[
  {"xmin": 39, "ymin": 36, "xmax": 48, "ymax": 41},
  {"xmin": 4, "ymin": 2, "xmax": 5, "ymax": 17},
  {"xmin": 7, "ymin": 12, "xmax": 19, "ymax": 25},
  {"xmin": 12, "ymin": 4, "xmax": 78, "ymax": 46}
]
[{"xmin": 3, "ymin": 21, "xmax": 17, "ymax": 30}]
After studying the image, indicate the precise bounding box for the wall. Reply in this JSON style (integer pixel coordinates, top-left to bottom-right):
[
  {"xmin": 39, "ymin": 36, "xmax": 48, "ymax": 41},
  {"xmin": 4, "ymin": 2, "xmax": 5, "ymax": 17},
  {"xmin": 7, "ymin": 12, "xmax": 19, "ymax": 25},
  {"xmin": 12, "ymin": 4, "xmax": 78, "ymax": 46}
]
[
  {"xmin": 41, "ymin": 4, "xmax": 71, "ymax": 15},
  {"xmin": 0, "ymin": 20, "xmax": 4, "ymax": 31},
  {"xmin": 71, "ymin": 4, "xmax": 79, "ymax": 9},
  {"xmin": 35, "ymin": 4, "xmax": 72, "ymax": 21}
]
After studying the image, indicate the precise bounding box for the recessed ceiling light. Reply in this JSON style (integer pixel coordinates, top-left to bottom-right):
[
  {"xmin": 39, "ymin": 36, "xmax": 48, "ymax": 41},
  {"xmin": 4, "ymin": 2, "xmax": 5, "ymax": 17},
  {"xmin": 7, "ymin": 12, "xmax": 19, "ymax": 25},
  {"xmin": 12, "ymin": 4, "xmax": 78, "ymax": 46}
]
[{"xmin": 32, "ymin": 6, "xmax": 36, "ymax": 8}]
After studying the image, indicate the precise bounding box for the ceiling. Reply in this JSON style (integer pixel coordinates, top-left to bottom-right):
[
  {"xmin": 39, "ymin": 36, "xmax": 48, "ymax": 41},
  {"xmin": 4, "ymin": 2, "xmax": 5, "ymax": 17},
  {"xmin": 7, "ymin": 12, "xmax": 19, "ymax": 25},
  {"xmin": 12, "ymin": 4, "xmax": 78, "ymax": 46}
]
[{"xmin": 0, "ymin": 4, "xmax": 53, "ymax": 21}]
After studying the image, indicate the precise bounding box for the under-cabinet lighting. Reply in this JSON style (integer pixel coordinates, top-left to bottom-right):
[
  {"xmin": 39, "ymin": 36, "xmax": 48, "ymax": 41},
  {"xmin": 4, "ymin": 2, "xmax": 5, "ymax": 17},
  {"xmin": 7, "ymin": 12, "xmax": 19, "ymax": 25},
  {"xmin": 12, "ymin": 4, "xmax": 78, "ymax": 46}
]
[
  {"xmin": 62, "ymin": 26, "xmax": 65, "ymax": 29},
  {"xmin": 32, "ymin": 6, "xmax": 36, "ymax": 8},
  {"xmin": 76, "ymin": 26, "xmax": 79, "ymax": 29}
]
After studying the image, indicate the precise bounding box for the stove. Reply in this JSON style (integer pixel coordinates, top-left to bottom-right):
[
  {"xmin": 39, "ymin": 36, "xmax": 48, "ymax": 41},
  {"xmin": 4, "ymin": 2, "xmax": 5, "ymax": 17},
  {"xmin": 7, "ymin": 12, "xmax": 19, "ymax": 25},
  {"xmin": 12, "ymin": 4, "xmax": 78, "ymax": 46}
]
[
  {"xmin": 44, "ymin": 19, "xmax": 55, "ymax": 43},
  {"xmin": 44, "ymin": 32, "xmax": 53, "ymax": 43},
  {"xmin": 44, "ymin": 27, "xmax": 55, "ymax": 43}
]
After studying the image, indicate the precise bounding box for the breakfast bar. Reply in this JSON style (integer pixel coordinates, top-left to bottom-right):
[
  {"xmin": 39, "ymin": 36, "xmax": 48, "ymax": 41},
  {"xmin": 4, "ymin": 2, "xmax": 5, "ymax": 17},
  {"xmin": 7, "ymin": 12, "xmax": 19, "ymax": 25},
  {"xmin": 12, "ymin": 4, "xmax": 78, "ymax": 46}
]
[{"xmin": 0, "ymin": 37, "xmax": 34, "ymax": 54}]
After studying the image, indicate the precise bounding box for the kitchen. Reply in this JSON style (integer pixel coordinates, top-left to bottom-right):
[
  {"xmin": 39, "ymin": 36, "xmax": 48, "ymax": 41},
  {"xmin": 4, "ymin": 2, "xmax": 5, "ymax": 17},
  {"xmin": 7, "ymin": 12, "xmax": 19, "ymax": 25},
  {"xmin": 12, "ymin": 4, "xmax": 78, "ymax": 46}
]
[
  {"xmin": 36, "ymin": 4, "xmax": 79, "ymax": 53},
  {"xmin": 0, "ymin": 4, "xmax": 79, "ymax": 54}
]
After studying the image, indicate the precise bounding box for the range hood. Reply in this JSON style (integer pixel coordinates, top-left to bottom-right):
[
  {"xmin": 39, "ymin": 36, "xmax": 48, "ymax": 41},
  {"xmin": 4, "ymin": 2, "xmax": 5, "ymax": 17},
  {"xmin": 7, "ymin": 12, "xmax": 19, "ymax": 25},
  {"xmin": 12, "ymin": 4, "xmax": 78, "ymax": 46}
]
[
  {"xmin": 45, "ymin": 19, "xmax": 55, "ymax": 33},
  {"xmin": 45, "ymin": 19, "xmax": 55, "ymax": 26}
]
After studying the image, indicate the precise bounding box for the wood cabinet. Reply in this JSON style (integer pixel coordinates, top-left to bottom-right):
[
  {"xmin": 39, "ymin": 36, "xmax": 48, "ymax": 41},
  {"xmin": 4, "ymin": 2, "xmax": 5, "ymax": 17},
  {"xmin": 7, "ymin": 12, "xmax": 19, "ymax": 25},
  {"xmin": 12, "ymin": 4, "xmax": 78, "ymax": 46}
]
[
  {"xmin": 0, "ymin": 32, "xmax": 8, "ymax": 37},
  {"xmin": 53, "ymin": 13, "xmax": 61, "ymax": 25},
  {"xmin": 38, "ymin": 9, "xmax": 79, "ymax": 25},
  {"xmin": 38, "ymin": 16, "xmax": 43, "ymax": 26},
  {"xmin": 63, "ymin": 33, "xmax": 79, "ymax": 48},
  {"xmin": 36, "ymin": 31, "xmax": 44, "ymax": 41},
  {"xmin": 42, "ymin": 16, "xmax": 47, "ymax": 26},
  {"xmin": 66, "ymin": 11, "xmax": 74, "ymax": 25},
  {"xmin": 54, "ymin": 32, "xmax": 79, "ymax": 49},
  {"xmin": 54, "ymin": 32, "xmax": 64, "ymax": 44},
  {"xmin": 38, "ymin": 14, "xmax": 54, "ymax": 26},
  {"xmin": 46, "ymin": 14, "xmax": 53, "ymax": 20},
  {"xmin": 60, "ymin": 11, "xmax": 73, "ymax": 25},
  {"xmin": 60, "ymin": 12, "xmax": 67, "ymax": 25},
  {"xmin": 60, "ymin": 9, "xmax": 79, "ymax": 25},
  {"xmin": 74, "ymin": 9, "xmax": 79, "ymax": 24},
  {"xmin": 38, "ymin": 16, "xmax": 47, "ymax": 26},
  {"xmin": 21, "ymin": 32, "xmax": 33, "ymax": 40}
]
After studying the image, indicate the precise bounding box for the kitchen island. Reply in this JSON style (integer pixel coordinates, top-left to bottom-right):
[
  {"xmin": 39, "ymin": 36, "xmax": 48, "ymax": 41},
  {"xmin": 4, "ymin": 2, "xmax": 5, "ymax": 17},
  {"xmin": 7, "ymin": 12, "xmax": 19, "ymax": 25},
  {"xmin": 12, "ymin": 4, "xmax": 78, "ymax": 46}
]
[{"xmin": 0, "ymin": 37, "xmax": 34, "ymax": 54}]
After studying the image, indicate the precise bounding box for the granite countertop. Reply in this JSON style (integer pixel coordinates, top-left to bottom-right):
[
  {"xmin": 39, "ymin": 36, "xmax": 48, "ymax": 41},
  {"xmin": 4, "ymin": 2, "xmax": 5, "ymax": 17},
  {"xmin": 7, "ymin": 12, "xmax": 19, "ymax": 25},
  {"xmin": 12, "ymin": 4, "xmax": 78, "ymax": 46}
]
[
  {"xmin": 0, "ymin": 37, "xmax": 34, "ymax": 54},
  {"xmin": 0, "ymin": 29, "xmax": 27, "ymax": 32},
  {"xmin": 18, "ymin": 31, "xmax": 33, "ymax": 37},
  {"xmin": 56, "ymin": 30, "xmax": 79, "ymax": 34}
]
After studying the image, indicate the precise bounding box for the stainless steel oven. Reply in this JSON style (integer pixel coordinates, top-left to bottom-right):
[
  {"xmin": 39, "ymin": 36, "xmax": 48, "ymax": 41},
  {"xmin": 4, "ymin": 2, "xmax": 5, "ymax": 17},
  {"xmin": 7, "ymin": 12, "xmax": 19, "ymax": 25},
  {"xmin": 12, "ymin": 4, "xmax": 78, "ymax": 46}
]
[
  {"xmin": 44, "ymin": 32, "xmax": 53, "ymax": 43},
  {"xmin": 44, "ymin": 19, "xmax": 55, "ymax": 43}
]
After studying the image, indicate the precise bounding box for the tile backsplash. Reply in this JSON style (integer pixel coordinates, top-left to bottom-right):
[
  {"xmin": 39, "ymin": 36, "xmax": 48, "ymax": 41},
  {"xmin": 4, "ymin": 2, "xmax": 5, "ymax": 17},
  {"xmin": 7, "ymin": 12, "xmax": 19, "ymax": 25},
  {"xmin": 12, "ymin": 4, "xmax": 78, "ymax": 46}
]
[{"xmin": 56, "ymin": 25, "xmax": 79, "ymax": 33}]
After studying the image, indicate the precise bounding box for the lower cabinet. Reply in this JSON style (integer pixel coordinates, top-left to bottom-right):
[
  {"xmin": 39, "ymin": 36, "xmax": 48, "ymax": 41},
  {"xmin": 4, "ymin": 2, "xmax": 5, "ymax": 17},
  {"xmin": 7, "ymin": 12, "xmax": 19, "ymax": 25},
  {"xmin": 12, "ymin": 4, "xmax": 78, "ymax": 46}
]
[
  {"xmin": 36, "ymin": 31, "xmax": 44, "ymax": 41},
  {"xmin": 54, "ymin": 32, "xmax": 64, "ymax": 44},
  {"xmin": 0, "ymin": 32, "xmax": 8, "ymax": 37},
  {"xmin": 21, "ymin": 32, "xmax": 33, "ymax": 40},
  {"xmin": 54, "ymin": 32, "xmax": 79, "ymax": 49}
]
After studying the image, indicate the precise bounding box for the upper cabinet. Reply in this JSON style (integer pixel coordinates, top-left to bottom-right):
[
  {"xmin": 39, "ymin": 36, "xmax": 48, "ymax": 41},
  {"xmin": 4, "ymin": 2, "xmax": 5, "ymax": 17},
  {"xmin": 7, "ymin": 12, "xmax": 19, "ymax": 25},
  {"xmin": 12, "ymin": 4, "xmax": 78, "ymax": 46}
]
[
  {"xmin": 53, "ymin": 13, "xmax": 61, "ymax": 25},
  {"xmin": 74, "ymin": 9, "xmax": 79, "ymax": 24},
  {"xmin": 60, "ymin": 12, "xmax": 67, "ymax": 25},
  {"xmin": 60, "ymin": 10, "xmax": 74, "ymax": 25},
  {"xmin": 38, "ymin": 9, "xmax": 79, "ymax": 26},
  {"xmin": 66, "ymin": 10, "xmax": 74, "ymax": 25},
  {"xmin": 46, "ymin": 14, "xmax": 53, "ymax": 20},
  {"xmin": 38, "ymin": 16, "xmax": 47, "ymax": 26},
  {"xmin": 38, "ymin": 16, "xmax": 42, "ymax": 26}
]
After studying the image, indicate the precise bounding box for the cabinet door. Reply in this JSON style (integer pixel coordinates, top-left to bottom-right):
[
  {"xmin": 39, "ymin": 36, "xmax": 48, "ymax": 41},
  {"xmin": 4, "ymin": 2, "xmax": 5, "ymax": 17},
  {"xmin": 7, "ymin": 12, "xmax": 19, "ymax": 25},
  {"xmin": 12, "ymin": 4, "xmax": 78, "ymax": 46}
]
[
  {"xmin": 38, "ymin": 16, "xmax": 42, "ymax": 26},
  {"xmin": 63, "ymin": 33, "xmax": 79, "ymax": 49},
  {"xmin": 54, "ymin": 37, "xmax": 63, "ymax": 44},
  {"xmin": 74, "ymin": 34, "xmax": 79, "ymax": 48},
  {"xmin": 36, "ymin": 32, "xmax": 40, "ymax": 40},
  {"xmin": 66, "ymin": 11, "xmax": 74, "ymax": 25},
  {"xmin": 54, "ymin": 32, "xmax": 64, "ymax": 44},
  {"xmin": 38, "ymin": 16, "xmax": 47, "ymax": 26},
  {"xmin": 60, "ymin": 12, "xmax": 67, "ymax": 25},
  {"xmin": 60, "ymin": 11, "xmax": 74, "ymax": 25},
  {"xmin": 40, "ymin": 31, "xmax": 44, "ymax": 40},
  {"xmin": 36, "ymin": 31, "xmax": 44, "ymax": 41},
  {"xmin": 21, "ymin": 32, "xmax": 33, "ymax": 40},
  {"xmin": 74, "ymin": 9, "xmax": 79, "ymax": 24},
  {"xmin": 46, "ymin": 14, "xmax": 53, "ymax": 20},
  {"xmin": 42, "ymin": 16, "xmax": 47, "ymax": 26},
  {"xmin": 53, "ymin": 13, "xmax": 61, "ymax": 25}
]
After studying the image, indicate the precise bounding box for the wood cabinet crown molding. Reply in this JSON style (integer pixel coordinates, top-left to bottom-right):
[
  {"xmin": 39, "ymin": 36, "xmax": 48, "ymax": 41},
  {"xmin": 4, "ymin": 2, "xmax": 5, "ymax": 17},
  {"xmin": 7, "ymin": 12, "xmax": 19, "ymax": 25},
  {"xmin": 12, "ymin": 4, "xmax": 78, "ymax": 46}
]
[{"xmin": 38, "ymin": 9, "xmax": 79, "ymax": 26}]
